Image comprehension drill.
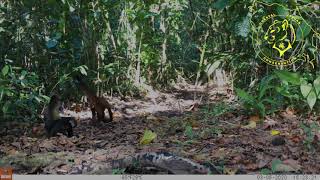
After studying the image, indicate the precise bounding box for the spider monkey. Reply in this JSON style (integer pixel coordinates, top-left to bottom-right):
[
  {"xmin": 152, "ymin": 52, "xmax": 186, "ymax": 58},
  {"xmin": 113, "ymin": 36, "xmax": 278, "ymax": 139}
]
[
  {"xmin": 43, "ymin": 95, "xmax": 77, "ymax": 137},
  {"xmin": 74, "ymin": 75, "xmax": 113, "ymax": 123}
]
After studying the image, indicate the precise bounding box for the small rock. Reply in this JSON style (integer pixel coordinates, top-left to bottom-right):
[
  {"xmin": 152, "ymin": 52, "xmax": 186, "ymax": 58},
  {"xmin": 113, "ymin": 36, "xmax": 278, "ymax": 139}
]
[{"xmin": 271, "ymin": 136, "xmax": 286, "ymax": 146}]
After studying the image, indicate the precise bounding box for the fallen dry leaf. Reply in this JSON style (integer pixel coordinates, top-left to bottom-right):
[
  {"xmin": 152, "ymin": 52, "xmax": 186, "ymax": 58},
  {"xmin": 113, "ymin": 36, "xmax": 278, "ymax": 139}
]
[
  {"xmin": 249, "ymin": 115, "xmax": 260, "ymax": 122},
  {"xmin": 283, "ymin": 159, "xmax": 301, "ymax": 171},
  {"xmin": 263, "ymin": 117, "xmax": 278, "ymax": 129},
  {"xmin": 211, "ymin": 148, "xmax": 227, "ymax": 158},
  {"xmin": 94, "ymin": 154, "xmax": 107, "ymax": 161},
  {"xmin": 273, "ymin": 159, "xmax": 301, "ymax": 173},
  {"xmin": 242, "ymin": 121, "xmax": 256, "ymax": 129},
  {"xmin": 187, "ymin": 103, "xmax": 199, "ymax": 111},
  {"xmin": 290, "ymin": 135, "xmax": 301, "ymax": 143},
  {"xmin": 224, "ymin": 167, "xmax": 238, "ymax": 175},
  {"xmin": 245, "ymin": 163, "xmax": 259, "ymax": 170},
  {"xmin": 271, "ymin": 130, "xmax": 280, "ymax": 136},
  {"xmin": 280, "ymin": 107, "xmax": 297, "ymax": 120},
  {"xmin": 193, "ymin": 154, "xmax": 207, "ymax": 161}
]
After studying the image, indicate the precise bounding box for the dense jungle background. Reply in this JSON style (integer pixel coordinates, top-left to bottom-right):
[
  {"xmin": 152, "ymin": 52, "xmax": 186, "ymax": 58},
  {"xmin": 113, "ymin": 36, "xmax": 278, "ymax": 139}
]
[{"xmin": 0, "ymin": 0, "xmax": 320, "ymax": 175}]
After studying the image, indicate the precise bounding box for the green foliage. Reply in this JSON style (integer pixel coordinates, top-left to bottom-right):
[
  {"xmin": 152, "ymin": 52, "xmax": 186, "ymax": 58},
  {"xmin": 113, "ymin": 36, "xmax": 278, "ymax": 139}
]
[
  {"xmin": 0, "ymin": 0, "xmax": 319, "ymax": 122},
  {"xmin": 236, "ymin": 75, "xmax": 279, "ymax": 117},
  {"xmin": 184, "ymin": 125, "xmax": 194, "ymax": 139},
  {"xmin": 275, "ymin": 70, "xmax": 320, "ymax": 111},
  {"xmin": 274, "ymin": 70, "xmax": 301, "ymax": 86},
  {"xmin": 140, "ymin": 130, "xmax": 157, "ymax": 145},
  {"xmin": 300, "ymin": 122, "xmax": 320, "ymax": 151},
  {"xmin": 235, "ymin": 14, "xmax": 251, "ymax": 38},
  {"xmin": 0, "ymin": 64, "xmax": 48, "ymax": 122},
  {"xmin": 112, "ymin": 168, "xmax": 126, "ymax": 175},
  {"xmin": 202, "ymin": 127, "xmax": 223, "ymax": 138},
  {"xmin": 201, "ymin": 102, "xmax": 233, "ymax": 118},
  {"xmin": 296, "ymin": 21, "xmax": 312, "ymax": 41},
  {"xmin": 260, "ymin": 159, "xmax": 282, "ymax": 175},
  {"xmin": 213, "ymin": 0, "xmax": 235, "ymax": 10}
]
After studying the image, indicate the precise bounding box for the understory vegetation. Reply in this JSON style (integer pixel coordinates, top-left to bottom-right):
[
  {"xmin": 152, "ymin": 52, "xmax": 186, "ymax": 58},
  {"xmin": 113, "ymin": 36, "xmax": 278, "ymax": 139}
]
[{"xmin": 0, "ymin": 0, "xmax": 320, "ymax": 175}]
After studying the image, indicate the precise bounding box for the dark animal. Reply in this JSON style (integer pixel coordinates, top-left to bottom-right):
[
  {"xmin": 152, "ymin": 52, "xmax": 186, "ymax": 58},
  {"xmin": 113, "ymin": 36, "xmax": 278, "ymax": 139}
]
[{"xmin": 43, "ymin": 95, "xmax": 77, "ymax": 137}]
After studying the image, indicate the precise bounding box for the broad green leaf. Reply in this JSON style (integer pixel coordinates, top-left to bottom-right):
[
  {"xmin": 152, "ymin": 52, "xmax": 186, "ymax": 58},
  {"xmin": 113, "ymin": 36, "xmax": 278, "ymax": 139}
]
[
  {"xmin": 236, "ymin": 15, "xmax": 250, "ymax": 37},
  {"xmin": 69, "ymin": 6, "xmax": 75, "ymax": 12},
  {"xmin": 34, "ymin": 96, "xmax": 42, "ymax": 103},
  {"xmin": 2, "ymin": 65, "xmax": 9, "ymax": 76},
  {"xmin": 42, "ymin": 95, "xmax": 51, "ymax": 102},
  {"xmin": 274, "ymin": 70, "xmax": 301, "ymax": 85},
  {"xmin": 296, "ymin": 21, "xmax": 311, "ymax": 41},
  {"xmin": 307, "ymin": 89, "xmax": 317, "ymax": 110},
  {"xmin": 272, "ymin": 159, "xmax": 300, "ymax": 172},
  {"xmin": 236, "ymin": 88, "xmax": 255, "ymax": 103},
  {"xmin": 300, "ymin": 81, "xmax": 312, "ymax": 98},
  {"xmin": 79, "ymin": 66, "xmax": 87, "ymax": 76},
  {"xmin": 140, "ymin": 130, "xmax": 157, "ymax": 145},
  {"xmin": 276, "ymin": 6, "xmax": 289, "ymax": 17},
  {"xmin": 259, "ymin": 75, "xmax": 275, "ymax": 99},
  {"xmin": 205, "ymin": 61, "xmax": 221, "ymax": 76},
  {"xmin": 313, "ymin": 76, "xmax": 320, "ymax": 97},
  {"xmin": 271, "ymin": 159, "xmax": 282, "ymax": 173},
  {"xmin": 260, "ymin": 168, "xmax": 271, "ymax": 175}
]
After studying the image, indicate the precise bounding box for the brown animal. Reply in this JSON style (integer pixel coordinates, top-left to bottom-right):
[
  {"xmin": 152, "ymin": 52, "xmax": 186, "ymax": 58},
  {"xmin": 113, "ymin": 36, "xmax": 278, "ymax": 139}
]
[{"xmin": 74, "ymin": 76, "xmax": 113, "ymax": 122}]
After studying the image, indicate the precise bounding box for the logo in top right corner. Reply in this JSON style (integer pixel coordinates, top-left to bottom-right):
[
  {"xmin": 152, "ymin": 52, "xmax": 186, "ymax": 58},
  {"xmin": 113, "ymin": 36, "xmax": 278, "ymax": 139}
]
[{"xmin": 253, "ymin": 14, "xmax": 305, "ymax": 66}]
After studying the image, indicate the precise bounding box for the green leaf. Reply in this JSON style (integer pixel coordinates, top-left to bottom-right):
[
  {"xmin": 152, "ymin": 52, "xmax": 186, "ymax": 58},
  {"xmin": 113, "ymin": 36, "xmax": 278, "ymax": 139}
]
[
  {"xmin": 34, "ymin": 96, "xmax": 42, "ymax": 103},
  {"xmin": 2, "ymin": 65, "xmax": 9, "ymax": 76},
  {"xmin": 205, "ymin": 61, "xmax": 221, "ymax": 76},
  {"xmin": 236, "ymin": 88, "xmax": 255, "ymax": 103},
  {"xmin": 0, "ymin": 89, "xmax": 4, "ymax": 101},
  {"xmin": 313, "ymin": 77, "xmax": 320, "ymax": 97},
  {"xmin": 41, "ymin": 95, "xmax": 51, "ymax": 102},
  {"xmin": 79, "ymin": 66, "xmax": 87, "ymax": 76},
  {"xmin": 271, "ymin": 159, "xmax": 282, "ymax": 173},
  {"xmin": 235, "ymin": 15, "xmax": 251, "ymax": 37},
  {"xmin": 46, "ymin": 39, "xmax": 58, "ymax": 49},
  {"xmin": 276, "ymin": 6, "xmax": 289, "ymax": 17},
  {"xmin": 213, "ymin": 0, "xmax": 231, "ymax": 10},
  {"xmin": 257, "ymin": 102, "xmax": 266, "ymax": 117},
  {"xmin": 307, "ymin": 89, "xmax": 317, "ymax": 110},
  {"xmin": 259, "ymin": 75, "xmax": 275, "ymax": 99},
  {"xmin": 140, "ymin": 130, "xmax": 157, "ymax": 145},
  {"xmin": 274, "ymin": 70, "xmax": 301, "ymax": 85},
  {"xmin": 2, "ymin": 101, "xmax": 10, "ymax": 114},
  {"xmin": 296, "ymin": 21, "xmax": 311, "ymax": 41},
  {"xmin": 260, "ymin": 168, "xmax": 271, "ymax": 175},
  {"xmin": 184, "ymin": 125, "xmax": 194, "ymax": 139},
  {"xmin": 300, "ymin": 81, "xmax": 312, "ymax": 98}
]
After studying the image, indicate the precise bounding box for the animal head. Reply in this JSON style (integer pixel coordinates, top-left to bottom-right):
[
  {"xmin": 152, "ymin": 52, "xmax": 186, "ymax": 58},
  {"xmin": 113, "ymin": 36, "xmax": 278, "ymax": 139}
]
[{"xmin": 49, "ymin": 94, "xmax": 63, "ymax": 120}]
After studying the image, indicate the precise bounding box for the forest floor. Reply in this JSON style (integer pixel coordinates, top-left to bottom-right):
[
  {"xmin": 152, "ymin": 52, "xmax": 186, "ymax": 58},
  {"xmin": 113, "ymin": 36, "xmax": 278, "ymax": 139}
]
[{"xmin": 1, "ymin": 83, "xmax": 320, "ymax": 174}]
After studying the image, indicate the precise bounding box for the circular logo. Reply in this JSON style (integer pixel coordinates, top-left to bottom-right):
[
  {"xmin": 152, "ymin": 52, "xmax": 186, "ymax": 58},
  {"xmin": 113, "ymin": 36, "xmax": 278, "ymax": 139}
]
[{"xmin": 252, "ymin": 14, "xmax": 305, "ymax": 66}]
